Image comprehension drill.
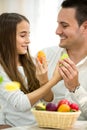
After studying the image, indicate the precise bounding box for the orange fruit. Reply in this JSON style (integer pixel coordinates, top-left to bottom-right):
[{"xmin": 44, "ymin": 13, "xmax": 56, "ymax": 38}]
[
  {"xmin": 37, "ymin": 51, "xmax": 46, "ymax": 63},
  {"xmin": 57, "ymin": 104, "xmax": 70, "ymax": 112}
]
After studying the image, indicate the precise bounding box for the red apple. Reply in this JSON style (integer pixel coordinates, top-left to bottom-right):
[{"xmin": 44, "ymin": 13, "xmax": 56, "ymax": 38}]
[
  {"xmin": 57, "ymin": 99, "xmax": 71, "ymax": 109},
  {"xmin": 46, "ymin": 103, "xmax": 57, "ymax": 111},
  {"xmin": 70, "ymin": 103, "xmax": 79, "ymax": 111}
]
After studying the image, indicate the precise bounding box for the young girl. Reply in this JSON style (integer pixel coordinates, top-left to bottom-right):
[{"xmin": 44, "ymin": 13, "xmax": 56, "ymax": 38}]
[{"xmin": 0, "ymin": 13, "xmax": 62, "ymax": 127}]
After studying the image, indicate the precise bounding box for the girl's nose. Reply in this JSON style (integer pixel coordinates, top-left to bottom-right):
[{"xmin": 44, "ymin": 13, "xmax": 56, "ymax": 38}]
[{"xmin": 26, "ymin": 37, "xmax": 30, "ymax": 44}]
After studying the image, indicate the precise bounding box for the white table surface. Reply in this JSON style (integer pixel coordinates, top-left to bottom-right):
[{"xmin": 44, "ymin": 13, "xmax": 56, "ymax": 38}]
[{"xmin": 3, "ymin": 121, "xmax": 87, "ymax": 130}]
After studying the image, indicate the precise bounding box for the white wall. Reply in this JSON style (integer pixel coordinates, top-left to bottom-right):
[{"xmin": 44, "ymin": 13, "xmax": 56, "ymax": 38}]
[{"xmin": 0, "ymin": 0, "xmax": 63, "ymax": 56}]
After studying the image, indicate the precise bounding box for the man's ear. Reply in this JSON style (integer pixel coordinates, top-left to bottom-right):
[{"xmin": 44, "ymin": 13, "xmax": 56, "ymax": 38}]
[
  {"xmin": 82, "ymin": 21, "xmax": 87, "ymax": 30},
  {"xmin": 81, "ymin": 21, "xmax": 87, "ymax": 34}
]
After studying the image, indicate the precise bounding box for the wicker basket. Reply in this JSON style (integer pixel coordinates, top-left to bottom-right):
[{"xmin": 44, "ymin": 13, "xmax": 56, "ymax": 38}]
[{"xmin": 32, "ymin": 110, "xmax": 81, "ymax": 129}]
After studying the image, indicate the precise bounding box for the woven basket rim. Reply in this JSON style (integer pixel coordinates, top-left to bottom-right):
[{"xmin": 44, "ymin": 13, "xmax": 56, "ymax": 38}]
[{"xmin": 32, "ymin": 109, "xmax": 81, "ymax": 115}]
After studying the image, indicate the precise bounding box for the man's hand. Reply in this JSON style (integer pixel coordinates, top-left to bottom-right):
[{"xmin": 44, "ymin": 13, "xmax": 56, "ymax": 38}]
[{"xmin": 58, "ymin": 58, "xmax": 80, "ymax": 92}]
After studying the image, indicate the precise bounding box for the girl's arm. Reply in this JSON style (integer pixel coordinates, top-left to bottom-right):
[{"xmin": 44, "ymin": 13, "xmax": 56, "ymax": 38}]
[{"xmin": 27, "ymin": 62, "xmax": 62, "ymax": 106}]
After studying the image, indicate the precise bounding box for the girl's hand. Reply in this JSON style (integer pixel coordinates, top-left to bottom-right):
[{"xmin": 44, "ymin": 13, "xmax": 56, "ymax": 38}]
[
  {"xmin": 52, "ymin": 62, "xmax": 62, "ymax": 84},
  {"xmin": 35, "ymin": 57, "xmax": 48, "ymax": 85}
]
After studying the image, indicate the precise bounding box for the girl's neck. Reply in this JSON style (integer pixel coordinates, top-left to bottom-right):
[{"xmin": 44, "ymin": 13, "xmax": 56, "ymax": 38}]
[{"xmin": 17, "ymin": 56, "xmax": 22, "ymax": 66}]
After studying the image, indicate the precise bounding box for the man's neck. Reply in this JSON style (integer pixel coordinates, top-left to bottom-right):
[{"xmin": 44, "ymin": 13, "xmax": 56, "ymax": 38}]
[{"xmin": 67, "ymin": 49, "xmax": 87, "ymax": 64}]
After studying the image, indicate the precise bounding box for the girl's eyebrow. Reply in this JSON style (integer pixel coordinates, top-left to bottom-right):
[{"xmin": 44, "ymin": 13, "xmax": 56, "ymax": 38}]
[
  {"xmin": 17, "ymin": 30, "xmax": 30, "ymax": 35},
  {"xmin": 18, "ymin": 31, "xmax": 30, "ymax": 34},
  {"xmin": 20, "ymin": 31, "xmax": 27, "ymax": 34}
]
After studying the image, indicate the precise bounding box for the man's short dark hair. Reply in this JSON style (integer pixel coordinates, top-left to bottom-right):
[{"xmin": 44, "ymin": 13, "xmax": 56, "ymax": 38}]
[{"xmin": 61, "ymin": 0, "xmax": 87, "ymax": 26}]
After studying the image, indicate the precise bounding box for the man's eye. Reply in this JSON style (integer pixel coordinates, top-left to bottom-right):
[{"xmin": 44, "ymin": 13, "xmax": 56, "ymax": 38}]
[{"xmin": 62, "ymin": 24, "xmax": 68, "ymax": 28}]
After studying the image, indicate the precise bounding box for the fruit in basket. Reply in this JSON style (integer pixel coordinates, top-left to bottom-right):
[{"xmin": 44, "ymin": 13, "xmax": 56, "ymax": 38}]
[
  {"xmin": 57, "ymin": 104, "xmax": 71, "ymax": 112},
  {"xmin": 37, "ymin": 51, "xmax": 46, "ymax": 63},
  {"xmin": 35, "ymin": 102, "xmax": 46, "ymax": 110},
  {"xmin": 70, "ymin": 103, "xmax": 79, "ymax": 111},
  {"xmin": 60, "ymin": 53, "xmax": 69, "ymax": 60},
  {"xmin": 34, "ymin": 99, "xmax": 80, "ymax": 112},
  {"xmin": 46, "ymin": 102, "xmax": 57, "ymax": 111},
  {"xmin": 57, "ymin": 99, "xmax": 71, "ymax": 109},
  {"xmin": 57, "ymin": 99, "xmax": 79, "ymax": 112}
]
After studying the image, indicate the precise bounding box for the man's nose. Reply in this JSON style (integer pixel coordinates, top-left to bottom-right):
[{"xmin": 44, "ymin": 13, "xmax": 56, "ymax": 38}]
[{"xmin": 55, "ymin": 26, "xmax": 62, "ymax": 35}]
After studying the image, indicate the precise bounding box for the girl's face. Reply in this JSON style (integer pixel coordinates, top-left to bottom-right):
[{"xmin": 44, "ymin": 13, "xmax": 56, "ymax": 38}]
[{"xmin": 16, "ymin": 20, "xmax": 30, "ymax": 55}]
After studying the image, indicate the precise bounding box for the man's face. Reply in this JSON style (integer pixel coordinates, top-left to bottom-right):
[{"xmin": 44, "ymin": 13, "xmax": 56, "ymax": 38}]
[{"xmin": 56, "ymin": 8, "xmax": 84, "ymax": 50}]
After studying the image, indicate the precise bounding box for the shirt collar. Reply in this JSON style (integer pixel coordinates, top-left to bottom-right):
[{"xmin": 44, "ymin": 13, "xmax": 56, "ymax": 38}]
[{"xmin": 76, "ymin": 56, "xmax": 87, "ymax": 66}]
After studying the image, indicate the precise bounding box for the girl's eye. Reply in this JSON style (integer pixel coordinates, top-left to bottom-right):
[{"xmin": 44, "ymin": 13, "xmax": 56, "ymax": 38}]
[{"xmin": 21, "ymin": 35, "xmax": 25, "ymax": 37}]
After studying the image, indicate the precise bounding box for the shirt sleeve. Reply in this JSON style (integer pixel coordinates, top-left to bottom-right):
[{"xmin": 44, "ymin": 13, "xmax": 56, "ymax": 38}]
[
  {"xmin": 0, "ymin": 88, "xmax": 31, "ymax": 112},
  {"xmin": 0, "ymin": 65, "xmax": 31, "ymax": 112},
  {"xmin": 71, "ymin": 86, "xmax": 87, "ymax": 119}
]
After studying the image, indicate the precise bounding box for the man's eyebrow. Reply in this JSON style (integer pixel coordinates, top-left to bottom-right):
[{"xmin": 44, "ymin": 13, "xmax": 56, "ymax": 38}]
[{"xmin": 59, "ymin": 21, "xmax": 68, "ymax": 24}]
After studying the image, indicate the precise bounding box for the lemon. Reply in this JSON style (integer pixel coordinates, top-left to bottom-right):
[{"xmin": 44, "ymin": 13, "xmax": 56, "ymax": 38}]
[
  {"xmin": 5, "ymin": 81, "xmax": 20, "ymax": 91},
  {"xmin": 60, "ymin": 53, "xmax": 69, "ymax": 60}
]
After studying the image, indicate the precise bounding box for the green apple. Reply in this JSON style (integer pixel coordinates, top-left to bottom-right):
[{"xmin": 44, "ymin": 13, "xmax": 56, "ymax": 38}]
[
  {"xmin": 0, "ymin": 75, "xmax": 3, "ymax": 84},
  {"xmin": 60, "ymin": 53, "xmax": 69, "ymax": 66},
  {"xmin": 60, "ymin": 53, "xmax": 69, "ymax": 60}
]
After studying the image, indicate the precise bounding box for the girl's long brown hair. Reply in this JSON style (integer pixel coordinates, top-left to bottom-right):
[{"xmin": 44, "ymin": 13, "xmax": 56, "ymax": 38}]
[{"xmin": 0, "ymin": 13, "xmax": 40, "ymax": 93}]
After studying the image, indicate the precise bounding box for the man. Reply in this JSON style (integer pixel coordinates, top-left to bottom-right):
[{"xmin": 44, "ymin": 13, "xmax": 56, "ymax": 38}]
[{"xmin": 42, "ymin": 0, "xmax": 87, "ymax": 120}]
